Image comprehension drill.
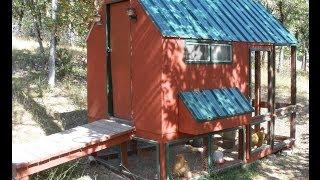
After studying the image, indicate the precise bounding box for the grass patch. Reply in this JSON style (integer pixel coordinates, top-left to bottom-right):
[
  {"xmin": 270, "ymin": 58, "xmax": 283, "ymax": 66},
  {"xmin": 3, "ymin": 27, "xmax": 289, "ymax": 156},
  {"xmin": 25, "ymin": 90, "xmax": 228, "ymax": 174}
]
[
  {"xmin": 31, "ymin": 159, "xmax": 86, "ymax": 180},
  {"xmin": 200, "ymin": 163, "xmax": 260, "ymax": 180}
]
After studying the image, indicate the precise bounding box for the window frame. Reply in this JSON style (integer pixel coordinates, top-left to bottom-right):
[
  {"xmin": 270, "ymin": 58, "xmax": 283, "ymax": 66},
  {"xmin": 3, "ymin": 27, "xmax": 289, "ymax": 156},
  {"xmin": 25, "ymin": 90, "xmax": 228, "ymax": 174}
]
[
  {"xmin": 210, "ymin": 43, "xmax": 233, "ymax": 63},
  {"xmin": 184, "ymin": 40, "xmax": 233, "ymax": 64},
  {"xmin": 184, "ymin": 41, "xmax": 211, "ymax": 63}
]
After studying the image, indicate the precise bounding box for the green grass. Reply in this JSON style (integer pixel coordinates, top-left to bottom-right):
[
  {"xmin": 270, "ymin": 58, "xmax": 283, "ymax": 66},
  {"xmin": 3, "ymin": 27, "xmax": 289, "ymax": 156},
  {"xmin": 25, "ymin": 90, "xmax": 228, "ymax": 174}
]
[
  {"xmin": 201, "ymin": 163, "xmax": 260, "ymax": 180},
  {"xmin": 31, "ymin": 159, "xmax": 86, "ymax": 180}
]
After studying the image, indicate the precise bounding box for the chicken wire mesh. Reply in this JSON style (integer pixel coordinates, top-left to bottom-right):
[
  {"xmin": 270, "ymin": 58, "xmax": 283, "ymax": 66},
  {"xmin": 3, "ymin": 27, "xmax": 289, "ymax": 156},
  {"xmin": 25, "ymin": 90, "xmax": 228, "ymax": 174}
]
[
  {"xmin": 250, "ymin": 121, "xmax": 270, "ymax": 153},
  {"xmin": 167, "ymin": 128, "xmax": 244, "ymax": 179},
  {"xmin": 97, "ymin": 139, "xmax": 159, "ymax": 179},
  {"xmin": 209, "ymin": 129, "xmax": 244, "ymax": 173},
  {"xmin": 167, "ymin": 137, "xmax": 209, "ymax": 179},
  {"xmin": 126, "ymin": 140, "xmax": 159, "ymax": 179}
]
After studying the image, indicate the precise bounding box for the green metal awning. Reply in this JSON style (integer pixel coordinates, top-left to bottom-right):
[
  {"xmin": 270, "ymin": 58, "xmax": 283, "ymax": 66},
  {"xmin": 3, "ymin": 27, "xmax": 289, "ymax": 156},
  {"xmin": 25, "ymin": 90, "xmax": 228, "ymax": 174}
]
[{"xmin": 179, "ymin": 87, "xmax": 254, "ymax": 122}]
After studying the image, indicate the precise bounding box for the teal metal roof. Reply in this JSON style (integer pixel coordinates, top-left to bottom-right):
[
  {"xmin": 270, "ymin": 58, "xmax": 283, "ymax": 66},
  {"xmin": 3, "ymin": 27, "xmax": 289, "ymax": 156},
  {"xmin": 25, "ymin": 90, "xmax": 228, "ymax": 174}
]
[
  {"xmin": 179, "ymin": 88, "xmax": 254, "ymax": 122},
  {"xmin": 139, "ymin": 0, "xmax": 297, "ymax": 45}
]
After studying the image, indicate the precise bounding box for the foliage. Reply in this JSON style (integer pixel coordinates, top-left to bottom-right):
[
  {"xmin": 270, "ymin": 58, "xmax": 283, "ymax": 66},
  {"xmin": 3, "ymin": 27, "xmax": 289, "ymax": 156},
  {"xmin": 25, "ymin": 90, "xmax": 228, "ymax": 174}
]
[
  {"xmin": 259, "ymin": 0, "xmax": 309, "ymax": 55},
  {"xmin": 13, "ymin": 0, "xmax": 96, "ymax": 47},
  {"xmin": 56, "ymin": 48, "xmax": 74, "ymax": 79}
]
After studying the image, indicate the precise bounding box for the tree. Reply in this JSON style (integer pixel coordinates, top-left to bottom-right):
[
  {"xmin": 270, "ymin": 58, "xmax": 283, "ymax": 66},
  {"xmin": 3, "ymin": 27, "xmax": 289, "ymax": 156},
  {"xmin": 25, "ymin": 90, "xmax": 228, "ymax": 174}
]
[
  {"xmin": 26, "ymin": 0, "xmax": 47, "ymax": 55},
  {"xmin": 260, "ymin": 0, "xmax": 309, "ymax": 71},
  {"xmin": 12, "ymin": 0, "xmax": 26, "ymax": 34},
  {"xmin": 48, "ymin": 0, "xmax": 58, "ymax": 87}
]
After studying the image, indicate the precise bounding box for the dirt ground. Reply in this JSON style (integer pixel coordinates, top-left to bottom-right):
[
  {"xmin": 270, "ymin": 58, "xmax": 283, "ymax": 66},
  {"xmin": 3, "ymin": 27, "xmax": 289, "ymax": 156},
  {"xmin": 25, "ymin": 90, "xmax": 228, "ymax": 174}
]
[{"xmin": 12, "ymin": 38, "xmax": 309, "ymax": 180}]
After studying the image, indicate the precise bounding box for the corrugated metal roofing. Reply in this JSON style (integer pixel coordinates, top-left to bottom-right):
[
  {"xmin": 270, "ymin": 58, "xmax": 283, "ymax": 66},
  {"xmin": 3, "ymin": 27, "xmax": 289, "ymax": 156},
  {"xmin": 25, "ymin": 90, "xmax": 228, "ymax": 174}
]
[
  {"xmin": 179, "ymin": 87, "xmax": 254, "ymax": 122},
  {"xmin": 139, "ymin": 0, "xmax": 297, "ymax": 45}
]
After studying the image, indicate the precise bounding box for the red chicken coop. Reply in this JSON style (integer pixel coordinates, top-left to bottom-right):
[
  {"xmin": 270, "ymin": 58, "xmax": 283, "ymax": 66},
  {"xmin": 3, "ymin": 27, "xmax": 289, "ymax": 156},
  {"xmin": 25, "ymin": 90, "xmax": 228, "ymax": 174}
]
[{"xmin": 86, "ymin": 0, "xmax": 299, "ymax": 179}]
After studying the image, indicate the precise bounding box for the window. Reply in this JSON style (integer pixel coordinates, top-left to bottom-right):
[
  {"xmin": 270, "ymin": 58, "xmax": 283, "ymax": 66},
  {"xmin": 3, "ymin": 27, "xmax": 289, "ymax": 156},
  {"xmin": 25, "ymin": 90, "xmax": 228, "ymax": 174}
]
[
  {"xmin": 211, "ymin": 44, "xmax": 232, "ymax": 63},
  {"xmin": 184, "ymin": 41, "xmax": 232, "ymax": 63},
  {"xmin": 185, "ymin": 42, "xmax": 210, "ymax": 62}
]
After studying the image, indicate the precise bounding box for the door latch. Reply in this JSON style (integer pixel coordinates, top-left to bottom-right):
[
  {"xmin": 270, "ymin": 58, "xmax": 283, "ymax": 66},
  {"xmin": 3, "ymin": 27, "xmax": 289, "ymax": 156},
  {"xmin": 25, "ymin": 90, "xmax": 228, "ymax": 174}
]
[{"xmin": 107, "ymin": 47, "xmax": 112, "ymax": 53}]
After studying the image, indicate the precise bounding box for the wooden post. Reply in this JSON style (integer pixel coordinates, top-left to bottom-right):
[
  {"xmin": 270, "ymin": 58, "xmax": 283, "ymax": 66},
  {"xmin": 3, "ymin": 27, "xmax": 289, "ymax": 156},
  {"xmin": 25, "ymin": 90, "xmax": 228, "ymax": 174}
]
[
  {"xmin": 131, "ymin": 140, "xmax": 138, "ymax": 154},
  {"xmin": 290, "ymin": 46, "xmax": 297, "ymax": 141},
  {"xmin": 207, "ymin": 135, "xmax": 213, "ymax": 173},
  {"xmin": 254, "ymin": 51, "xmax": 261, "ymax": 132},
  {"xmin": 120, "ymin": 141, "xmax": 128, "ymax": 167},
  {"xmin": 238, "ymin": 127, "xmax": 245, "ymax": 161},
  {"xmin": 159, "ymin": 142, "xmax": 167, "ymax": 180},
  {"xmin": 267, "ymin": 47, "xmax": 276, "ymax": 149},
  {"xmin": 245, "ymin": 124, "xmax": 251, "ymax": 161}
]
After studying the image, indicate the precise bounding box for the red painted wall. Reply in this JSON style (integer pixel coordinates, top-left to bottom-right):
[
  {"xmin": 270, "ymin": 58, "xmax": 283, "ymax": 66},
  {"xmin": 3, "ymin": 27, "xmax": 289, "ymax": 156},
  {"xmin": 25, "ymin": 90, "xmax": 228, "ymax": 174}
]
[
  {"xmin": 131, "ymin": 0, "xmax": 164, "ymax": 135},
  {"xmin": 161, "ymin": 40, "xmax": 252, "ymax": 135},
  {"xmin": 178, "ymin": 99, "xmax": 250, "ymax": 135},
  {"xmin": 86, "ymin": 5, "xmax": 108, "ymax": 122}
]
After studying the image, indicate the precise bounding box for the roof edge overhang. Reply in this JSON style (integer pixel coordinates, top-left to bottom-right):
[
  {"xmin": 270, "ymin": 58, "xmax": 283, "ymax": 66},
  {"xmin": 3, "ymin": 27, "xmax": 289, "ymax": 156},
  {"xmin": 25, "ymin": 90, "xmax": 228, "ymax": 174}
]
[
  {"xmin": 161, "ymin": 35, "xmax": 297, "ymax": 46},
  {"xmin": 139, "ymin": 0, "xmax": 298, "ymax": 46}
]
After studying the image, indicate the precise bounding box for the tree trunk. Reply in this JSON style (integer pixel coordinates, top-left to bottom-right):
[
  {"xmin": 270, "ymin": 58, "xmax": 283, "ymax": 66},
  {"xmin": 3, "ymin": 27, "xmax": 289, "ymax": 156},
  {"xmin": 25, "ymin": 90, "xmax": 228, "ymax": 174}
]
[
  {"xmin": 17, "ymin": 9, "xmax": 24, "ymax": 34},
  {"xmin": 28, "ymin": 0, "xmax": 45, "ymax": 55},
  {"xmin": 262, "ymin": 51, "xmax": 267, "ymax": 67},
  {"xmin": 277, "ymin": 46, "xmax": 284, "ymax": 73},
  {"xmin": 302, "ymin": 47, "xmax": 308, "ymax": 71},
  {"xmin": 48, "ymin": 0, "xmax": 58, "ymax": 87},
  {"xmin": 34, "ymin": 21, "xmax": 45, "ymax": 55}
]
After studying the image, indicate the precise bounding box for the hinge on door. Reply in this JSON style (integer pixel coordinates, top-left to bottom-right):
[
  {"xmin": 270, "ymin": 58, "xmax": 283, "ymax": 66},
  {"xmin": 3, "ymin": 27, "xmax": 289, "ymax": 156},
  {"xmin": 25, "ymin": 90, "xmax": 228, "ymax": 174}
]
[{"xmin": 107, "ymin": 46, "xmax": 112, "ymax": 53}]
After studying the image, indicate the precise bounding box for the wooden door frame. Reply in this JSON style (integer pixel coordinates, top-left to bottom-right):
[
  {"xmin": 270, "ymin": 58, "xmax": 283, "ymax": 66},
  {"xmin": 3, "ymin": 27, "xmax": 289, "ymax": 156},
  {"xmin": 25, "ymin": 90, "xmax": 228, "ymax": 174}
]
[
  {"xmin": 106, "ymin": 4, "xmax": 114, "ymax": 116},
  {"xmin": 105, "ymin": 1, "xmax": 132, "ymax": 118}
]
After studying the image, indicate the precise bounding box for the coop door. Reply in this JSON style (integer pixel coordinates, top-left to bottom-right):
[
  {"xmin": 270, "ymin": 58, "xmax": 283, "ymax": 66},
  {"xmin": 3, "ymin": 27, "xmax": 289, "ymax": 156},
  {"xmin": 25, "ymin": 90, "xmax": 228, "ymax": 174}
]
[{"xmin": 109, "ymin": 1, "xmax": 132, "ymax": 120}]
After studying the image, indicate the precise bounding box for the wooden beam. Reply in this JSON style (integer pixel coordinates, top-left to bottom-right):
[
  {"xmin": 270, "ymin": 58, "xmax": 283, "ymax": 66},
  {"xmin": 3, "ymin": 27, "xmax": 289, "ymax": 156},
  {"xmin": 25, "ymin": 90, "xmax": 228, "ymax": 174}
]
[
  {"xmin": 159, "ymin": 142, "xmax": 167, "ymax": 180},
  {"xmin": 120, "ymin": 141, "xmax": 128, "ymax": 167},
  {"xmin": 238, "ymin": 128, "xmax": 245, "ymax": 161},
  {"xmin": 249, "ymin": 105, "xmax": 301, "ymax": 126},
  {"xmin": 267, "ymin": 47, "xmax": 275, "ymax": 149},
  {"xmin": 247, "ymin": 138, "xmax": 295, "ymax": 163},
  {"xmin": 290, "ymin": 46, "xmax": 297, "ymax": 141},
  {"xmin": 245, "ymin": 125, "xmax": 251, "ymax": 160},
  {"xmin": 251, "ymin": 99, "xmax": 290, "ymax": 109},
  {"xmin": 254, "ymin": 51, "xmax": 261, "ymax": 132},
  {"xmin": 254, "ymin": 51, "xmax": 261, "ymax": 116}
]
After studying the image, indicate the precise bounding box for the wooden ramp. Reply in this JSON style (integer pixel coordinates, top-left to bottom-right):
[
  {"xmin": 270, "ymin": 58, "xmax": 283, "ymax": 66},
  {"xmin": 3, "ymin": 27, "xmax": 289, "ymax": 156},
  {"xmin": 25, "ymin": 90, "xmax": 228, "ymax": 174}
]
[{"xmin": 12, "ymin": 118, "xmax": 134, "ymax": 180}]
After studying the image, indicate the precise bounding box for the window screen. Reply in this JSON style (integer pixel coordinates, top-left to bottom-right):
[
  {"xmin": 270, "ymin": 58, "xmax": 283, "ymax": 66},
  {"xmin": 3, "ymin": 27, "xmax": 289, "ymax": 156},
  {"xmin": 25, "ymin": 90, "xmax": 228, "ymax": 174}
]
[
  {"xmin": 211, "ymin": 44, "xmax": 232, "ymax": 63},
  {"xmin": 185, "ymin": 42, "xmax": 210, "ymax": 62}
]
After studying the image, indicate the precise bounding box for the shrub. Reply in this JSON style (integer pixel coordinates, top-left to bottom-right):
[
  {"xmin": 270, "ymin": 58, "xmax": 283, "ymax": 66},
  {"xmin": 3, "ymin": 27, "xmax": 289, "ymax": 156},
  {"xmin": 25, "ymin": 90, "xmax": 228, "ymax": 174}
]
[{"xmin": 56, "ymin": 48, "xmax": 74, "ymax": 79}]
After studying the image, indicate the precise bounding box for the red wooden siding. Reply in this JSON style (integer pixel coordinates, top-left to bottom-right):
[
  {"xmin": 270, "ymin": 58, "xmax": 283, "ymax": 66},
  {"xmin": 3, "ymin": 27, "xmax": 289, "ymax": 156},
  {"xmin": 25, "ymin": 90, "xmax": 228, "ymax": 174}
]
[
  {"xmin": 86, "ymin": 5, "xmax": 108, "ymax": 122},
  {"xmin": 161, "ymin": 41, "xmax": 251, "ymax": 135},
  {"xmin": 131, "ymin": 0, "xmax": 164, "ymax": 135},
  {"xmin": 110, "ymin": 1, "xmax": 132, "ymax": 120}
]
